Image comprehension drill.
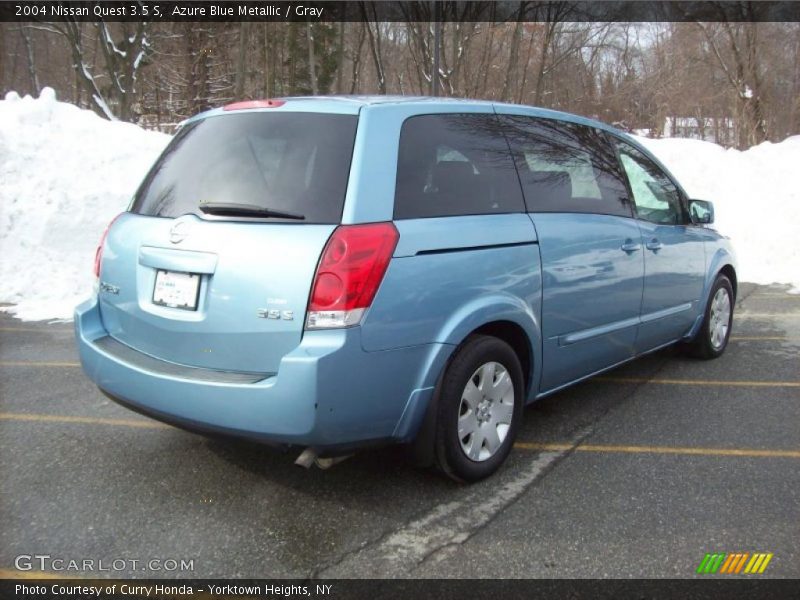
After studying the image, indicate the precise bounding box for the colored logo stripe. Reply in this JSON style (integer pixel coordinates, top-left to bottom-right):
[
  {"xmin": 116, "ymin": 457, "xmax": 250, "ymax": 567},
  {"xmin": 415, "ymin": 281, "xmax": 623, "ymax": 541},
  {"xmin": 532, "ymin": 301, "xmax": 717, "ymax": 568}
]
[
  {"xmin": 697, "ymin": 553, "xmax": 725, "ymax": 573},
  {"xmin": 745, "ymin": 553, "xmax": 773, "ymax": 574},
  {"xmin": 697, "ymin": 553, "xmax": 773, "ymax": 574},
  {"xmin": 720, "ymin": 553, "xmax": 748, "ymax": 573}
]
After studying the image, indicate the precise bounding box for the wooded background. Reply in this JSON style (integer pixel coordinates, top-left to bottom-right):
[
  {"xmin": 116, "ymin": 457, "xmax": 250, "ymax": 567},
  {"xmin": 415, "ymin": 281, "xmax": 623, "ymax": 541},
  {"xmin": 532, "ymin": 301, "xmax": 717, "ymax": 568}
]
[{"xmin": 2, "ymin": 9, "xmax": 799, "ymax": 149}]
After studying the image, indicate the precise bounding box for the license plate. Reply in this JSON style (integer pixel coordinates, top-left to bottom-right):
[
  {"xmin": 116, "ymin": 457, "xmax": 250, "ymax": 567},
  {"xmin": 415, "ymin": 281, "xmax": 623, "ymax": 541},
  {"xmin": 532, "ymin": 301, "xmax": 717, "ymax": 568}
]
[{"xmin": 152, "ymin": 270, "xmax": 200, "ymax": 310}]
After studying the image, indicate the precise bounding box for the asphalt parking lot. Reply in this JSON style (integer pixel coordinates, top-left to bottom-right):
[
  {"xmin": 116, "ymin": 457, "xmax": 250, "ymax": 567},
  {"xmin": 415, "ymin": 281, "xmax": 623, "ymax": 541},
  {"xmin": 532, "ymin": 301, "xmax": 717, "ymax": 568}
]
[{"xmin": 0, "ymin": 282, "xmax": 798, "ymax": 579}]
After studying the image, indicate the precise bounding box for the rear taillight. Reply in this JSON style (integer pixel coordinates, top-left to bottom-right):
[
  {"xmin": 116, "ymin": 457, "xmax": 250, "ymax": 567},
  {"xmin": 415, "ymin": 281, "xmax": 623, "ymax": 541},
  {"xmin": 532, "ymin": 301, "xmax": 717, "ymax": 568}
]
[
  {"xmin": 93, "ymin": 214, "xmax": 123, "ymax": 279},
  {"xmin": 306, "ymin": 222, "xmax": 399, "ymax": 329}
]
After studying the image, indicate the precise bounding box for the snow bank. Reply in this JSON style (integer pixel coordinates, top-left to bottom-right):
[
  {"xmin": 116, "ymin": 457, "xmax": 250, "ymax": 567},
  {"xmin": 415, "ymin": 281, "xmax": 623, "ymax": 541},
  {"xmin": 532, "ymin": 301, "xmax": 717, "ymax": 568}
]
[
  {"xmin": 636, "ymin": 135, "xmax": 800, "ymax": 293},
  {"xmin": 0, "ymin": 88, "xmax": 170, "ymax": 320}
]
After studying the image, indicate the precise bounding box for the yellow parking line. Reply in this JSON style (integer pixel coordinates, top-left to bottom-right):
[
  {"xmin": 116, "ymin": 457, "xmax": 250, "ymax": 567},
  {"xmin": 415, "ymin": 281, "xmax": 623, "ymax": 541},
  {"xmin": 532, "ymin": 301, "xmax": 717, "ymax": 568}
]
[
  {"xmin": 596, "ymin": 376, "xmax": 800, "ymax": 388},
  {"xmin": 0, "ymin": 361, "xmax": 80, "ymax": 367},
  {"xmin": 0, "ymin": 412, "xmax": 169, "ymax": 429},
  {"xmin": 737, "ymin": 313, "xmax": 800, "ymax": 318},
  {"xmin": 0, "ymin": 568, "xmax": 86, "ymax": 580},
  {"xmin": 3, "ymin": 412, "xmax": 798, "ymax": 460},
  {"xmin": 514, "ymin": 442, "xmax": 800, "ymax": 459},
  {"xmin": 731, "ymin": 336, "xmax": 792, "ymax": 341},
  {"xmin": 0, "ymin": 327, "xmax": 72, "ymax": 333},
  {"xmin": 747, "ymin": 293, "xmax": 800, "ymax": 298},
  {"xmin": 514, "ymin": 442, "xmax": 573, "ymax": 452}
]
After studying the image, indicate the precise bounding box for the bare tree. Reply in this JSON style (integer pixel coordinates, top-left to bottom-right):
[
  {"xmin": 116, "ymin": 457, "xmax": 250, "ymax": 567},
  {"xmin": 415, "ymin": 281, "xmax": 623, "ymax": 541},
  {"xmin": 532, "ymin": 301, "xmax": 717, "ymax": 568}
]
[
  {"xmin": 697, "ymin": 17, "xmax": 767, "ymax": 147},
  {"xmin": 27, "ymin": 20, "xmax": 149, "ymax": 119},
  {"xmin": 360, "ymin": 3, "xmax": 386, "ymax": 94}
]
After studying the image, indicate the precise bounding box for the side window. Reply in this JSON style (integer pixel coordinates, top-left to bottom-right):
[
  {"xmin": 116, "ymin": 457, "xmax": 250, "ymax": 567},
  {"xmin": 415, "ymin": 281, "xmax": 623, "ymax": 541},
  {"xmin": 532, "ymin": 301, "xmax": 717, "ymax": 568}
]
[
  {"xmin": 393, "ymin": 114, "xmax": 525, "ymax": 219},
  {"xmin": 500, "ymin": 116, "xmax": 631, "ymax": 217},
  {"xmin": 615, "ymin": 141, "xmax": 684, "ymax": 225}
]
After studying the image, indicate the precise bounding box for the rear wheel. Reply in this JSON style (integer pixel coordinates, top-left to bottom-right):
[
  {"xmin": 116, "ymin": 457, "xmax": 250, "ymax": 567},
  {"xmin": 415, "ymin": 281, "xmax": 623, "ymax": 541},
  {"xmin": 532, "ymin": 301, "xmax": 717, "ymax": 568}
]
[
  {"xmin": 685, "ymin": 274, "xmax": 734, "ymax": 359},
  {"xmin": 434, "ymin": 335, "xmax": 524, "ymax": 482}
]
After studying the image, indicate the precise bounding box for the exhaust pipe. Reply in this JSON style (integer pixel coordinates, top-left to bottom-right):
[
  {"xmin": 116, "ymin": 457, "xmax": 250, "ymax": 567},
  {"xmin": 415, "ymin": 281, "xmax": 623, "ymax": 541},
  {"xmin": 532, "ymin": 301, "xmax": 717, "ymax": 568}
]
[
  {"xmin": 294, "ymin": 448, "xmax": 353, "ymax": 470},
  {"xmin": 294, "ymin": 447, "xmax": 318, "ymax": 468}
]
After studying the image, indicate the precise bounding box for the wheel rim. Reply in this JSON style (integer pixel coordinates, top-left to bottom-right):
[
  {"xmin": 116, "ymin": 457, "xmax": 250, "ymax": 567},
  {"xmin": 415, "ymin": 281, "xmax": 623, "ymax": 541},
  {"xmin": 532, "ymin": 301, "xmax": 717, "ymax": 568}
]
[
  {"xmin": 709, "ymin": 287, "xmax": 731, "ymax": 350},
  {"xmin": 457, "ymin": 361, "xmax": 515, "ymax": 462}
]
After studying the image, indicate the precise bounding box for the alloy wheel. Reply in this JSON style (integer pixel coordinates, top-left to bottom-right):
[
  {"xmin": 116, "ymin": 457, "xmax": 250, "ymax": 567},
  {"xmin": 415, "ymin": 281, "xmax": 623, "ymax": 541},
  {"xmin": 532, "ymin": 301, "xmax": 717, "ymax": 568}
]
[
  {"xmin": 457, "ymin": 361, "xmax": 515, "ymax": 462},
  {"xmin": 709, "ymin": 287, "xmax": 731, "ymax": 350}
]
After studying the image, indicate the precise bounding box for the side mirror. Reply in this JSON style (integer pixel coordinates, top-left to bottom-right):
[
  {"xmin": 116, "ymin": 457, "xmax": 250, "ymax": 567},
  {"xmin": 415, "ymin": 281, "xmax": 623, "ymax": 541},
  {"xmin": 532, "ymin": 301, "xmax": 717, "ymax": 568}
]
[{"xmin": 689, "ymin": 199, "xmax": 714, "ymax": 225}]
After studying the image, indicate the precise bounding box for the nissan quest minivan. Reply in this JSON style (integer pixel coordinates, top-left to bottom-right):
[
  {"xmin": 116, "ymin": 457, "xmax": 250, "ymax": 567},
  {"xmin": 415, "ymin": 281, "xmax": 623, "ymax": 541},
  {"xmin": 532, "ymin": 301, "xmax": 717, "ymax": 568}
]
[{"xmin": 75, "ymin": 97, "xmax": 736, "ymax": 481}]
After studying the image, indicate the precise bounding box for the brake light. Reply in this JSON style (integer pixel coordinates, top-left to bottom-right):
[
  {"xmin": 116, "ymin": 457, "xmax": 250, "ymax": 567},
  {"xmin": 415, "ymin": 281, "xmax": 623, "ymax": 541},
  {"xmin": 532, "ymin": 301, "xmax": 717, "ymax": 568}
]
[
  {"xmin": 93, "ymin": 214, "xmax": 123, "ymax": 279},
  {"xmin": 306, "ymin": 222, "xmax": 399, "ymax": 329},
  {"xmin": 223, "ymin": 99, "xmax": 286, "ymax": 111}
]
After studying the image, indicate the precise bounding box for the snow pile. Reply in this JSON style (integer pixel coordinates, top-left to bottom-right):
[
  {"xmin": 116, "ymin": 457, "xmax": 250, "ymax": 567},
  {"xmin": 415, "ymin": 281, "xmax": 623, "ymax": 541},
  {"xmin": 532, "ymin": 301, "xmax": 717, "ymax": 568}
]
[
  {"xmin": 0, "ymin": 88, "xmax": 170, "ymax": 320},
  {"xmin": 636, "ymin": 135, "xmax": 800, "ymax": 293}
]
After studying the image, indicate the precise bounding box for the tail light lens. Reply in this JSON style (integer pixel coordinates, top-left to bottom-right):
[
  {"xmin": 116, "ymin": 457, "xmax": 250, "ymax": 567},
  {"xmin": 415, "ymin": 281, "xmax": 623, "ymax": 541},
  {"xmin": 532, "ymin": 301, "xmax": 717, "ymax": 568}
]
[
  {"xmin": 306, "ymin": 222, "xmax": 399, "ymax": 329},
  {"xmin": 93, "ymin": 214, "xmax": 123, "ymax": 279}
]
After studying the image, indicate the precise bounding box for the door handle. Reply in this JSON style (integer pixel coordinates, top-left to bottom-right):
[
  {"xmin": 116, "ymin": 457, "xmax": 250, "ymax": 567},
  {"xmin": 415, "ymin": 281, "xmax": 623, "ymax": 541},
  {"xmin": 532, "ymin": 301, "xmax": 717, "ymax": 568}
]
[
  {"xmin": 646, "ymin": 238, "xmax": 663, "ymax": 252},
  {"xmin": 620, "ymin": 239, "xmax": 640, "ymax": 254}
]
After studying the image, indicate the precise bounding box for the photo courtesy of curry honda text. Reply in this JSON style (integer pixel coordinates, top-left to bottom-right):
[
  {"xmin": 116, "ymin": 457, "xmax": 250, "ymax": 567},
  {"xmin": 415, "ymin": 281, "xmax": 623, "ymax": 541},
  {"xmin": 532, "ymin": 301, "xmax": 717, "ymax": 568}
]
[{"xmin": 75, "ymin": 96, "xmax": 737, "ymax": 482}]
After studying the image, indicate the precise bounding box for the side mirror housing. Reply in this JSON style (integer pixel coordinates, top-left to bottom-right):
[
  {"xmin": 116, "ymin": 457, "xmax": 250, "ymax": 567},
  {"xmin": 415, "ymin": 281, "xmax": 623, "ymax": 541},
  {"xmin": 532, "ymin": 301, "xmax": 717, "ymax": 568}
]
[{"xmin": 689, "ymin": 199, "xmax": 714, "ymax": 224}]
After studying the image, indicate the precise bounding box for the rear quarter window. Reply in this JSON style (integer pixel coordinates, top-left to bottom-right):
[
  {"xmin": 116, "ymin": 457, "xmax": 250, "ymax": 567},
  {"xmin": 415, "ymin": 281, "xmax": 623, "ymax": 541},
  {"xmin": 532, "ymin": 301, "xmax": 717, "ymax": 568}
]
[
  {"xmin": 393, "ymin": 114, "xmax": 525, "ymax": 220},
  {"xmin": 131, "ymin": 112, "xmax": 358, "ymax": 224},
  {"xmin": 501, "ymin": 116, "xmax": 632, "ymax": 218}
]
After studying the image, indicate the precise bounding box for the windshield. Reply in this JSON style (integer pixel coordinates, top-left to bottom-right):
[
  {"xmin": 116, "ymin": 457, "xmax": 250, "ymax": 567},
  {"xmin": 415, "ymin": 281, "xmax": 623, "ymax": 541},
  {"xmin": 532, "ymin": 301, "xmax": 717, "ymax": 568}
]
[{"xmin": 131, "ymin": 112, "xmax": 358, "ymax": 223}]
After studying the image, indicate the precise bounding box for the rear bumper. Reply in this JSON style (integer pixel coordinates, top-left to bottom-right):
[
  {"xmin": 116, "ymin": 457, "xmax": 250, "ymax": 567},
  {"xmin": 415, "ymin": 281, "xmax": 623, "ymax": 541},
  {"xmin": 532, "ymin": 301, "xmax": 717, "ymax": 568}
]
[{"xmin": 75, "ymin": 298, "xmax": 449, "ymax": 448}]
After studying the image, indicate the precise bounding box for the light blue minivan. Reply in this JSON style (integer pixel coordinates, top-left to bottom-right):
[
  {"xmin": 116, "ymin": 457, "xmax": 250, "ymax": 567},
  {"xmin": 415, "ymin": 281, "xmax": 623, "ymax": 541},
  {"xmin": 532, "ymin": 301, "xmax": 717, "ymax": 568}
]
[{"xmin": 75, "ymin": 97, "xmax": 736, "ymax": 481}]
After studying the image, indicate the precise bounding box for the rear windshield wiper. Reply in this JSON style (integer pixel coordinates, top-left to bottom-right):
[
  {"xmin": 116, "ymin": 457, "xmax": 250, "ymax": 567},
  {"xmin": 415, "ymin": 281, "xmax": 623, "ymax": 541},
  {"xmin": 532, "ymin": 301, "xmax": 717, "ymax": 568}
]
[{"xmin": 199, "ymin": 202, "xmax": 305, "ymax": 220}]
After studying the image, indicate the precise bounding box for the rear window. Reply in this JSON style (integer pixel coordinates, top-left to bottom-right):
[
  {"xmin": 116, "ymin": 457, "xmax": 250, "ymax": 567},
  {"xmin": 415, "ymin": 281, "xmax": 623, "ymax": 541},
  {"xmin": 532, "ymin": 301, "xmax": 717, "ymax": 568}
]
[
  {"xmin": 131, "ymin": 112, "xmax": 358, "ymax": 223},
  {"xmin": 393, "ymin": 114, "xmax": 525, "ymax": 219}
]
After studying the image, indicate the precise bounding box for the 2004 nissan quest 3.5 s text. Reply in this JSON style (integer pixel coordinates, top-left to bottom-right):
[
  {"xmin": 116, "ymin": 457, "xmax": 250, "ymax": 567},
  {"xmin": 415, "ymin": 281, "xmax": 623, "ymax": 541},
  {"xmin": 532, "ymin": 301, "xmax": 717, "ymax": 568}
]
[{"xmin": 75, "ymin": 96, "xmax": 737, "ymax": 481}]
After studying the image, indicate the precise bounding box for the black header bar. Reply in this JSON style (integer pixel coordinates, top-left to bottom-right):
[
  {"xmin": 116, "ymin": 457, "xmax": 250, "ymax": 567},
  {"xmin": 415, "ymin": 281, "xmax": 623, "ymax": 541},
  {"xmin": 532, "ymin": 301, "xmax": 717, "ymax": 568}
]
[{"xmin": 3, "ymin": 1, "xmax": 800, "ymax": 23}]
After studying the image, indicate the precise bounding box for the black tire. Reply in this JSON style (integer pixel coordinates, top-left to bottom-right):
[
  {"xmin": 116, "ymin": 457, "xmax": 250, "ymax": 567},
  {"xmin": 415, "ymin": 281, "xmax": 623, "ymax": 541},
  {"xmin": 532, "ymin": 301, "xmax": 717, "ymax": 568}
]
[
  {"xmin": 434, "ymin": 334, "xmax": 524, "ymax": 482},
  {"xmin": 684, "ymin": 274, "xmax": 734, "ymax": 359}
]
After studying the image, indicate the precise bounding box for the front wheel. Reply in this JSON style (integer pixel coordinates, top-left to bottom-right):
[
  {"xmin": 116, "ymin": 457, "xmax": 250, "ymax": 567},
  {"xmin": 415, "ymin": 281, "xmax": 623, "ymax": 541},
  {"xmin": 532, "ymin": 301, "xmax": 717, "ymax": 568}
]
[
  {"xmin": 685, "ymin": 274, "xmax": 734, "ymax": 359},
  {"xmin": 434, "ymin": 335, "xmax": 524, "ymax": 482}
]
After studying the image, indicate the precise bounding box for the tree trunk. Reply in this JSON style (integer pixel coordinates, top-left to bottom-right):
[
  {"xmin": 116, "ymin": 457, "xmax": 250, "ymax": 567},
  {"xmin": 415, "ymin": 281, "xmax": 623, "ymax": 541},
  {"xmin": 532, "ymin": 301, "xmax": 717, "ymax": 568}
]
[
  {"xmin": 349, "ymin": 22, "xmax": 366, "ymax": 94},
  {"xmin": 516, "ymin": 25, "xmax": 537, "ymax": 104},
  {"xmin": 533, "ymin": 22, "xmax": 555, "ymax": 106},
  {"xmin": 262, "ymin": 23, "xmax": 272, "ymax": 98},
  {"xmin": 307, "ymin": 23, "xmax": 318, "ymax": 95},
  {"xmin": 501, "ymin": 19, "xmax": 523, "ymax": 101},
  {"xmin": 360, "ymin": 3, "xmax": 386, "ymax": 94},
  {"xmin": 477, "ymin": 24, "xmax": 496, "ymax": 99},
  {"xmin": 335, "ymin": 21, "xmax": 345, "ymax": 94},
  {"xmin": 235, "ymin": 22, "xmax": 248, "ymax": 99},
  {"xmin": 20, "ymin": 27, "xmax": 40, "ymax": 95}
]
